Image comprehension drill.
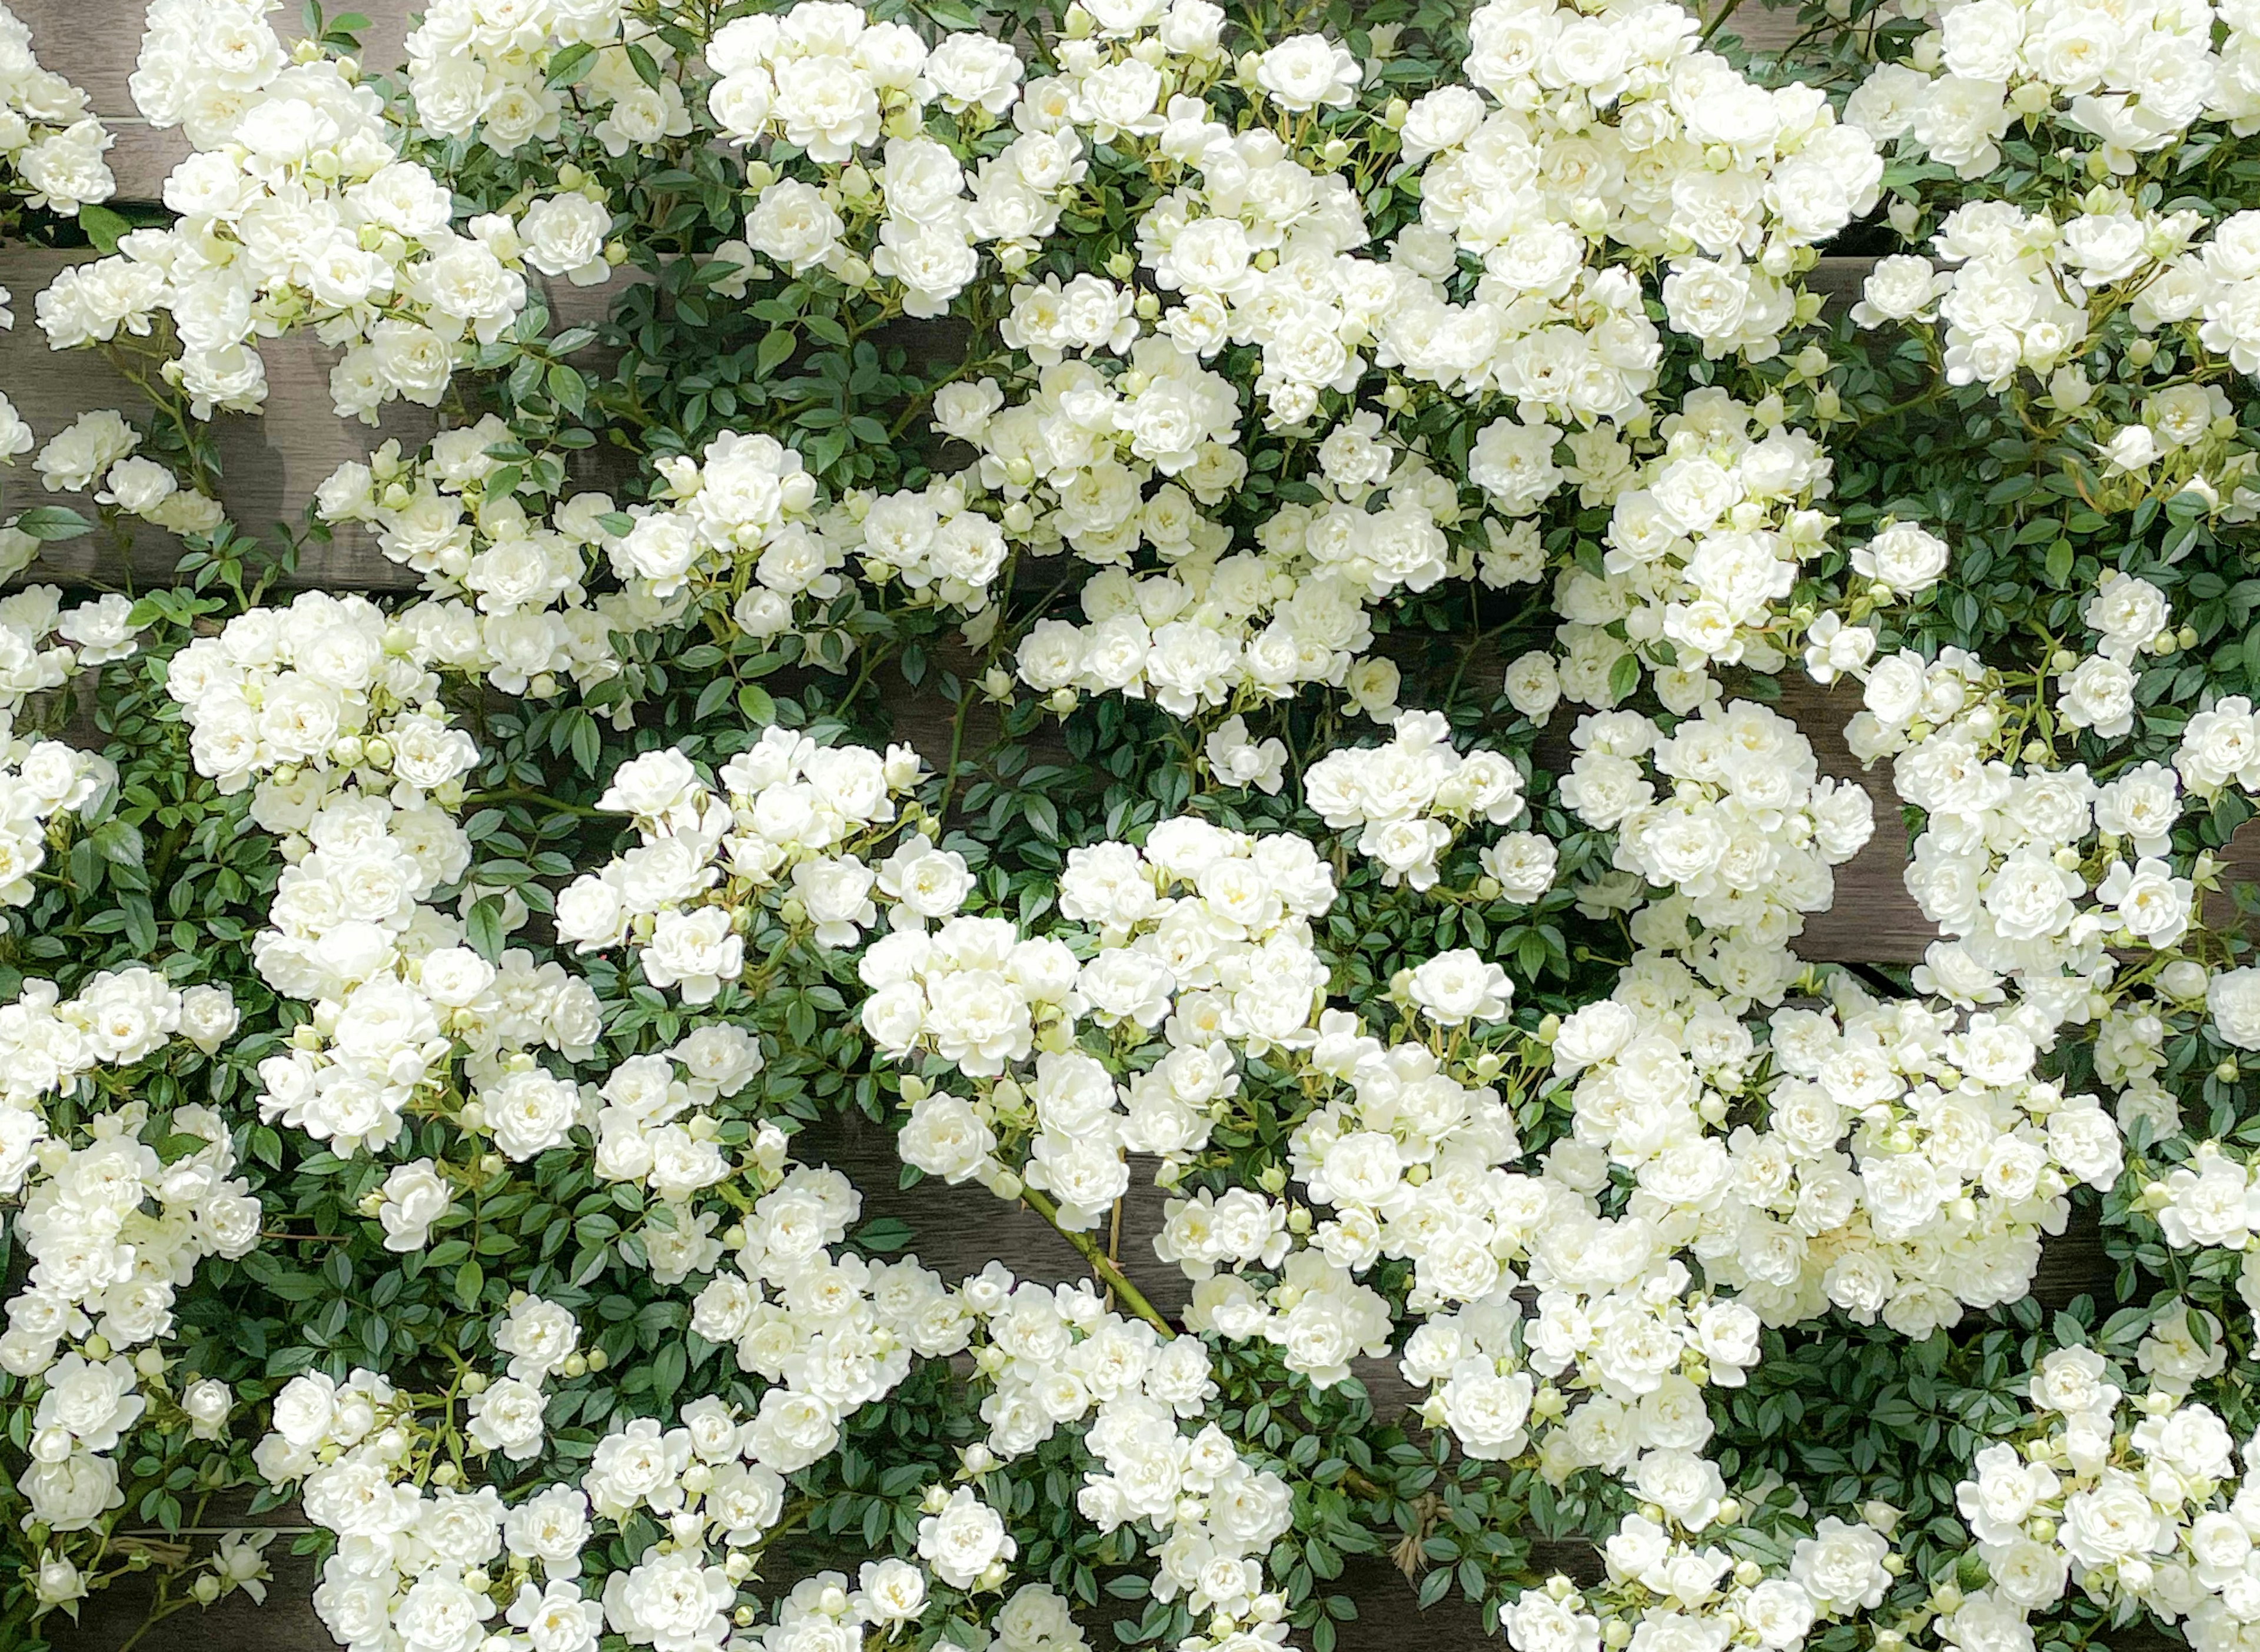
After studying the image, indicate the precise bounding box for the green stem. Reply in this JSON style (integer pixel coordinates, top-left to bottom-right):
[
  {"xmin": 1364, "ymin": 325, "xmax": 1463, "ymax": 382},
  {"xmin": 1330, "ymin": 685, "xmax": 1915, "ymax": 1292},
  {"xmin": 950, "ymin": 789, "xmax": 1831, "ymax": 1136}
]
[
  {"xmin": 1699, "ymin": 0, "xmax": 1749, "ymax": 43},
  {"xmin": 464, "ymin": 787, "xmax": 605, "ymax": 817},
  {"xmin": 1018, "ymin": 1184, "xmax": 1174, "ymax": 1337}
]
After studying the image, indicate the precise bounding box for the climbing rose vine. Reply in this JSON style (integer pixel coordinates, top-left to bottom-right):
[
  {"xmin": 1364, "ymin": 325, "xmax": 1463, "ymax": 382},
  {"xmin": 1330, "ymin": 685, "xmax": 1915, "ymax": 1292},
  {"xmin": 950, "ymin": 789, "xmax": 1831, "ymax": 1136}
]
[{"xmin": 0, "ymin": 1, "xmax": 2258, "ymax": 1652}]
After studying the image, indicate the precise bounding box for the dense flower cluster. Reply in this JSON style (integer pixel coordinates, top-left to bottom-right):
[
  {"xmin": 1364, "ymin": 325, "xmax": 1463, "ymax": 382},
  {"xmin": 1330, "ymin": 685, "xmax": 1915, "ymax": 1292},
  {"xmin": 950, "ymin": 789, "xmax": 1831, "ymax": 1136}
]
[
  {"xmin": 1558, "ymin": 699, "xmax": 1874, "ymax": 1003},
  {"xmin": 42, "ymin": 0, "xmax": 531, "ymax": 419},
  {"xmin": 1556, "ymin": 969, "xmax": 2122, "ymax": 1335},
  {"xmin": 0, "ymin": 584, "xmax": 127, "ymax": 909},
  {"xmin": 16, "ymin": 0, "xmax": 2260, "ymax": 1649},
  {"xmin": 888, "ymin": 818, "xmax": 1338, "ymax": 1224},
  {"xmin": 0, "ymin": 4, "xmax": 111, "ymax": 220},
  {"xmin": 1305, "ymin": 711, "xmax": 1531, "ymax": 892},
  {"xmin": 559, "ymin": 730, "xmax": 930, "ymax": 995},
  {"xmin": 0, "ymin": 968, "xmax": 247, "ymax": 1541},
  {"xmin": 1847, "ymin": 0, "xmax": 2260, "ymax": 174},
  {"xmin": 1504, "ymin": 1507, "xmax": 1897, "ymax": 1652},
  {"xmin": 406, "ymin": 0, "xmax": 691, "ymax": 159},
  {"xmin": 1949, "ymin": 1335, "xmax": 2260, "ymax": 1652}
]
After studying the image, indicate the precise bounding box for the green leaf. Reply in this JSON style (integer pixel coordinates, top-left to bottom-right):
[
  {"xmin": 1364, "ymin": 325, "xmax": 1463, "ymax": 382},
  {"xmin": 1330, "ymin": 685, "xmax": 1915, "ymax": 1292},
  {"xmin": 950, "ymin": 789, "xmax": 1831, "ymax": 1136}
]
[
  {"xmin": 854, "ymin": 1216, "xmax": 913, "ymax": 1253},
  {"xmin": 756, "ymin": 328, "xmax": 799, "ymax": 378},
  {"xmin": 12, "ymin": 505, "xmax": 93, "ymax": 542},
  {"xmin": 78, "ymin": 204, "xmax": 129, "ymax": 254},
  {"xmin": 1607, "ymin": 650, "xmax": 1640, "ymax": 704},
  {"xmin": 569, "ymin": 710, "xmax": 601, "ymax": 775},
  {"xmin": 547, "ymin": 363, "xmax": 587, "ymax": 418},
  {"xmin": 544, "ymin": 42, "xmax": 596, "ymax": 87},
  {"xmin": 466, "ymin": 895, "xmax": 506, "ymax": 961}
]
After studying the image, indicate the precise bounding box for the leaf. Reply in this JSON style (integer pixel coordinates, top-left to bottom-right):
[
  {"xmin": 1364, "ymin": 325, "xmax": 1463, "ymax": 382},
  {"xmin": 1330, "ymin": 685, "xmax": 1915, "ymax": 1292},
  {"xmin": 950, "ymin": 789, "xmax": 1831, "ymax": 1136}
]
[
  {"xmin": 755, "ymin": 327, "xmax": 799, "ymax": 378},
  {"xmin": 544, "ymin": 42, "xmax": 596, "ymax": 87},
  {"xmin": 466, "ymin": 895, "xmax": 506, "ymax": 962},
  {"xmin": 570, "ymin": 713, "xmax": 602, "ymax": 775},
  {"xmin": 78, "ymin": 204, "xmax": 129, "ymax": 254},
  {"xmin": 853, "ymin": 1216, "xmax": 913, "ymax": 1254},
  {"xmin": 12, "ymin": 505, "xmax": 92, "ymax": 542},
  {"xmin": 1607, "ymin": 650, "xmax": 1640, "ymax": 704},
  {"xmin": 547, "ymin": 363, "xmax": 587, "ymax": 418}
]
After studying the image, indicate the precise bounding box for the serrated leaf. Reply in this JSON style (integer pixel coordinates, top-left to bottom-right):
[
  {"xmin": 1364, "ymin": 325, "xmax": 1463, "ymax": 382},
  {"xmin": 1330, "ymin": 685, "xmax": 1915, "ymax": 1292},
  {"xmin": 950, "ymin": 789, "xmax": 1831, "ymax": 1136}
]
[
  {"xmin": 13, "ymin": 505, "xmax": 92, "ymax": 541},
  {"xmin": 544, "ymin": 41, "xmax": 596, "ymax": 87}
]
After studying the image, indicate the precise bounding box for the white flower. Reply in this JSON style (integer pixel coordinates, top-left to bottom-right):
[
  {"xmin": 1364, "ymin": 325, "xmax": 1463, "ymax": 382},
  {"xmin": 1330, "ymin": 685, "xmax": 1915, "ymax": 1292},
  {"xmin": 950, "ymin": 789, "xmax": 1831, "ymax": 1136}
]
[
  {"xmin": 1790, "ymin": 1518, "xmax": 1890, "ymax": 1612},
  {"xmin": 1850, "ymin": 522, "xmax": 1952, "ymax": 594},
  {"xmin": 376, "ymin": 1159, "xmax": 452, "ymax": 1251},
  {"xmin": 1408, "ymin": 949, "xmax": 1513, "ymax": 1027},
  {"xmin": 521, "ymin": 193, "xmax": 613, "ymax": 285},
  {"xmin": 916, "ymin": 1486, "xmax": 1015, "ymax": 1588},
  {"xmin": 2209, "ymin": 967, "xmax": 2260, "ymax": 1050}
]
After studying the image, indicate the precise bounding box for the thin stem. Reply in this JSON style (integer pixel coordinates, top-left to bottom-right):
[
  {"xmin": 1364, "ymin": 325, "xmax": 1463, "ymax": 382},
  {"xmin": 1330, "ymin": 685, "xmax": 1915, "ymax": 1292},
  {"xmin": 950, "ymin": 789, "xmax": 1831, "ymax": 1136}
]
[
  {"xmin": 1018, "ymin": 1184, "xmax": 1173, "ymax": 1337},
  {"xmin": 464, "ymin": 787, "xmax": 606, "ymax": 818},
  {"xmin": 1700, "ymin": 0, "xmax": 1750, "ymax": 42}
]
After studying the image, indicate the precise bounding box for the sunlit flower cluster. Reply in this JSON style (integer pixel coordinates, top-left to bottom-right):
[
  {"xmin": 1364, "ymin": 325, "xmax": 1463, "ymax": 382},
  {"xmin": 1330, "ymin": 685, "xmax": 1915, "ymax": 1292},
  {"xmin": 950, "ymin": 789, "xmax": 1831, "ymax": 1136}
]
[{"xmin": 0, "ymin": 4, "xmax": 112, "ymax": 219}]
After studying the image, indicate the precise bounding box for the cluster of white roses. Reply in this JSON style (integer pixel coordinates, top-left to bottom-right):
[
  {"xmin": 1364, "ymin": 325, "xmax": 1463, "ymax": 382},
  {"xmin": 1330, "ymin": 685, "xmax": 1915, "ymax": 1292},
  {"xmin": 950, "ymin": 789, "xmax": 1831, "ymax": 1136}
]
[
  {"xmin": 1850, "ymin": 197, "xmax": 2260, "ymax": 471},
  {"xmin": 1555, "ymin": 966, "xmax": 2123, "ymax": 1338},
  {"xmin": 0, "ymin": 968, "xmax": 252, "ymax": 1539},
  {"xmin": 0, "ymin": 972, "xmax": 247, "ymax": 1370},
  {"xmin": 628, "ymin": 0, "xmax": 1897, "ymax": 728},
  {"xmin": 1503, "ymin": 1510, "xmax": 1897, "ymax": 1652},
  {"xmin": 2141, "ymin": 1144, "xmax": 2260, "ymax": 1333},
  {"xmin": 1304, "ymin": 710, "xmax": 1538, "ymax": 892},
  {"xmin": 0, "ymin": 731, "xmax": 116, "ymax": 912},
  {"xmin": 1390, "ymin": 0, "xmax": 1879, "ymax": 378},
  {"xmin": 0, "ymin": 581, "xmax": 145, "ymax": 739},
  {"xmin": 1498, "ymin": 393, "xmax": 1843, "ymax": 719},
  {"xmin": 406, "ymin": 0, "xmax": 692, "ymax": 159},
  {"xmin": 925, "ymin": 1259, "xmax": 1302, "ymax": 1638},
  {"xmin": 1846, "ymin": 0, "xmax": 2260, "ymax": 177},
  {"xmin": 1139, "ymin": 966, "xmax": 1763, "ymax": 1468},
  {"xmin": 165, "ymin": 590, "xmax": 484, "ymax": 799},
  {"xmin": 29, "ymin": 410, "xmax": 224, "ymax": 546},
  {"xmin": 885, "ymin": 819, "xmax": 1336, "ymax": 1213},
  {"xmin": 825, "ymin": 474, "xmax": 1011, "ymax": 622},
  {"xmin": 265, "ymin": 1144, "xmax": 1298, "ymax": 1652},
  {"xmin": 1001, "ymin": 401, "xmax": 1449, "ymax": 720},
  {"xmin": 1557, "ymin": 700, "xmax": 1875, "ymax": 1005},
  {"xmin": 574, "ymin": 1028, "xmax": 773, "ymax": 1279},
  {"xmin": 709, "ymin": 4, "xmax": 1028, "ymax": 318},
  {"xmin": 0, "ymin": 4, "xmax": 110, "ymax": 219},
  {"xmin": 9, "ymin": 1096, "xmax": 252, "ymax": 1533},
  {"xmin": 41, "ymin": 0, "xmax": 530, "ymax": 420},
  {"xmin": 333, "ymin": 419, "xmax": 853, "ymax": 667},
  {"xmin": 158, "ymin": 593, "xmax": 596, "ymax": 1159},
  {"xmin": 260, "ymin": 1357, "xmax": 795, "ymax": 1652},
  {"xmin": 314, "ymin": 421, "xmax": 660, "ymax": 699},
  {"xmin": 1949, "ymin": 1334, "xmax": 2260, "ymax": 1652},
  {"xmin": 247, "ymin": 789, "xmax": 600, "ymax": 1155},
  {"xmin": 686, "ymin": 1163, "xmax": 973, "ymax": 1414},
  {"xmin": 558, "ymin": 730, "xmax": 932, "ymax": 1000},
  {"xmin": 617, "ymin": 429, "xmax": 831, "ymax": 637},
  {"xmin": 1832, "ymin": 592, "xmax": 2211, "ymax": 1010}
]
